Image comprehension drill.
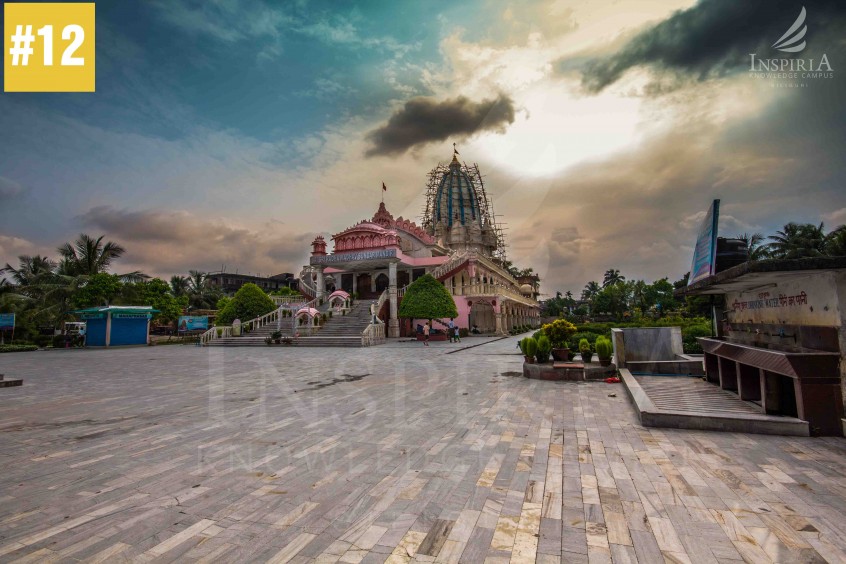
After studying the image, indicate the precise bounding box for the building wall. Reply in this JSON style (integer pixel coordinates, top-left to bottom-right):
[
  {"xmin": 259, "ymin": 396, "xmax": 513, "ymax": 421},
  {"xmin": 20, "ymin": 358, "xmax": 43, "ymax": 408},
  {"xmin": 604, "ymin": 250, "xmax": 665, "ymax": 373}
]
[
  {"xmin": 724, "ymin": 271, "xmax": 840, "ymax": 326},
  {"xmin": 725, "ymin": 270, "xmax": 846, "ymax": 423},
  {"xmin": 86, "ymin": 318, "xmax": 107, "ymax": 347}
]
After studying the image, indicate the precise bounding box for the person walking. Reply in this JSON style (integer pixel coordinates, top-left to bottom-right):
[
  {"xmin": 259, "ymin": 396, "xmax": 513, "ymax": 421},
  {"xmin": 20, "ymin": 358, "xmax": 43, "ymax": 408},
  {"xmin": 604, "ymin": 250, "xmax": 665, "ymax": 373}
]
[
  {"xmin": 423, "ymin": 322, "xmax": 430, "ymax": 346},
  {"xmin": 453, "ymin": 325, "xmax": 461, "ymax": 343},
  {"xmin": 448, "ymin": 318, "xmax": 455, "ymax": 343}
]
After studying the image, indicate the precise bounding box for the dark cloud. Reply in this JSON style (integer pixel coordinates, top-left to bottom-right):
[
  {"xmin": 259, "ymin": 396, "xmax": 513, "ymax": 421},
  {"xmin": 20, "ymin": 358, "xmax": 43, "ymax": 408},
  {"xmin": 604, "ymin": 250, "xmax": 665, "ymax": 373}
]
[
  {"xmin": 364, "ymin": 95, "xmax": 516, "ymax": 157},
  {"xmin": 0, "ymin": 177, "xmax": 24, "ymax": 200},
  {"xmin": 580, "ymin": 0, "xmax": 846, "ymax": 92},
  {"xmin": 77, "ymin": 206, "xmax": 313, "ymax": 278}
]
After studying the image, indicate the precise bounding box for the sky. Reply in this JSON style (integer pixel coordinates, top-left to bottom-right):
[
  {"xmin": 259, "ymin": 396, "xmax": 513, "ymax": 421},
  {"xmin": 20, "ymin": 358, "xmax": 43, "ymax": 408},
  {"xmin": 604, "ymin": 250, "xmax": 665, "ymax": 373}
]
[{"xmin": 1, "ymin": 0, "xmax": 845, "ymax": 295}]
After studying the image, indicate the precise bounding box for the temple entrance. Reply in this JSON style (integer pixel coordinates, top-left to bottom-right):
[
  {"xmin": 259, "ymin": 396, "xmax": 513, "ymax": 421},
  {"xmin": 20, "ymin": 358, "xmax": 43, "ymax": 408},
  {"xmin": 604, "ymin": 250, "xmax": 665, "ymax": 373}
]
[
  {"xmin": 375, "ymin": 273, "xmax": 389, "ymax": 293},
  {"xmin": 341, "ymin": 273, "xmax": 354, "ymax": 294},
  {"xmin": 469, "ymin": 300, "xmax": 496, "ymax": 334},
  {"xmin": 398, "ymin": 270, "xmax": 410, "ymax": 288}
]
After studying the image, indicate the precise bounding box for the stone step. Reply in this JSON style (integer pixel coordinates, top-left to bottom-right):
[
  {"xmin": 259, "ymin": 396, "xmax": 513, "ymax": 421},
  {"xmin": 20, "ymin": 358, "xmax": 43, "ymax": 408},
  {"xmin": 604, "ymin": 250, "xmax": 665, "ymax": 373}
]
[{"xmin": 206, "ymin": 336, "xmax": 363, "ymax": 347}]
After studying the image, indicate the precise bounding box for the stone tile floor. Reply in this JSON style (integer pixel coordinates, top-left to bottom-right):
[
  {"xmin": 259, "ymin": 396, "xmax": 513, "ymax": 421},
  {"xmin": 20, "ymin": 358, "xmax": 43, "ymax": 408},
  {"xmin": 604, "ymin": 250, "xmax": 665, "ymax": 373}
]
[{"xmin": 0, "ymin": 336, "xmax": 845, "ymax": 563}]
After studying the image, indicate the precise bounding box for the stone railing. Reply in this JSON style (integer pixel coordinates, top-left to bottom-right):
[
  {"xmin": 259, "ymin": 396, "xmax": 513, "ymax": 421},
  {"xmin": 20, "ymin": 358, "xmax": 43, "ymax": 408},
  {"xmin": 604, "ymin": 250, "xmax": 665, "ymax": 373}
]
[
  {"xmin": 362, "ymin": 322, "xmax": 385, "ymax": 346},
  {"xmin": 199, "ymin": 325, "xmax": 231, "ymax": 345},
  {"xmin": 375, "ymin": 289, "xmax": 388, "ymax": 315},
  {"xmin": 446, "ymin": 283, "xmax": 538, "ymax": 307},
  {"xmin": 397, "ymin": 284, "xmax": 409, "ymax": 299},
  {"xmin": 428, "ymin": 250, "xmax": 469, "ymax": 280},
  {"xmin": 272, "ymin": 295, "xmax": 306, "ymax": 306},
  {"xmin": 298, "ymin": 266, "xmax": 318, "ymax": 299}
]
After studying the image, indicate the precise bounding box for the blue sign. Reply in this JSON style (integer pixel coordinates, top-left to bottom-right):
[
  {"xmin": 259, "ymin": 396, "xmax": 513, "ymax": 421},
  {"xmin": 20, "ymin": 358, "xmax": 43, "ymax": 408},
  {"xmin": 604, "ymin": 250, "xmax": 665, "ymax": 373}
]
[
  {"xmin": 688, "ymin": 199, "xmax": 720, "ymax": 286},
  {"xmin": 178, "ymin": 316, "xmax": 209, "ymax": 331},
  {"xmin": 0, "ymin": 313, "xmax": 14, "ymax": 330}
]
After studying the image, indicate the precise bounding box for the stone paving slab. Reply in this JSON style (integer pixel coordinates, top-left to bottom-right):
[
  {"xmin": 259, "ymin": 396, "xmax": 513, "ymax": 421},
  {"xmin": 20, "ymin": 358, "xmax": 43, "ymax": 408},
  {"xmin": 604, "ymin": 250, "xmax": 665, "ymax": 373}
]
[{"xmin": 0, "ymin": 338, "xmax": 845, "ymax": 562}]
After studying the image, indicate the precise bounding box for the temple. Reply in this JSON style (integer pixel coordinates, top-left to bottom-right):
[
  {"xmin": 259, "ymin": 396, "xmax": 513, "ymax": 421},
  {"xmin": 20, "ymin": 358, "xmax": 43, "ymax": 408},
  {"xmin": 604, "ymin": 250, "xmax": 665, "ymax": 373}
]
[{"xmin": 298, "ymin": 150, "xmax": 541, "ymax": 337}]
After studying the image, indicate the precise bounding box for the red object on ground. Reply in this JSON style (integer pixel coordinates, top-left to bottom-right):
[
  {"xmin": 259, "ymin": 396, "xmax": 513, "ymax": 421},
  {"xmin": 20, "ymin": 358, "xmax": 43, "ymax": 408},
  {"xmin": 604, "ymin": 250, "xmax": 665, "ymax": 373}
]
[{"xmin": 605, "ymin": 377, "xmax": 621, "ymax": 383}]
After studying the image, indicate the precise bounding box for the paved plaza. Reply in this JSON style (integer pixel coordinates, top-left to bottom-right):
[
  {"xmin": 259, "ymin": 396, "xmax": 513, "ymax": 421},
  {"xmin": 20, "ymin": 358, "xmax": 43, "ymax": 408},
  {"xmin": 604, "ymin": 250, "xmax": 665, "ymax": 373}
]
[{"xmin": 1, "ymin": 338, "xmax": 846, "ymax": 563}]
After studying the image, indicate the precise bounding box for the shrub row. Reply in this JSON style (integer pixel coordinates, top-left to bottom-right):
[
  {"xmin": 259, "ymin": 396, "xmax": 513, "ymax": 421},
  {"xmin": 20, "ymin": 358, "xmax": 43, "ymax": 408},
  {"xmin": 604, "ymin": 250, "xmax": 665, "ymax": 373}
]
[{"xmin": 0, "ymin": 344, "xmax": 38, "ymax": 353}]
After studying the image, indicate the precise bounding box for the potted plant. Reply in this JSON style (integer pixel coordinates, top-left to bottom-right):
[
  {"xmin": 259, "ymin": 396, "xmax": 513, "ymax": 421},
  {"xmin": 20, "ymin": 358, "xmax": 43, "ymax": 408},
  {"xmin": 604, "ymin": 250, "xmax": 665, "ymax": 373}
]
[
  {"xmin": 536, "ymin": 335, "xmax": 552, "ymax": 364},
  {"xmin": 543, "ymin": 319, "xmax": 577, "ymax": 361},
  {"xmin": 271, "ymin": 330, "xmax": 282, "ymax": 344},
  {"xmin": 595, "ymin": 336, "xmax": 613, "ymax": 367},
  {"xmin": 579, "ymin": 338, "xmax": 593, "ymax": 364},
  {"xmin": 216, "ymin": 327, "xmax": 223, "ymax": 338},
  {"xmin": 264, "ymin": 336, "xmax": 273, "ymax": 345},
  {"xmin": 519, "ymin": 337, "xmax": 537, "ymax": 364}
]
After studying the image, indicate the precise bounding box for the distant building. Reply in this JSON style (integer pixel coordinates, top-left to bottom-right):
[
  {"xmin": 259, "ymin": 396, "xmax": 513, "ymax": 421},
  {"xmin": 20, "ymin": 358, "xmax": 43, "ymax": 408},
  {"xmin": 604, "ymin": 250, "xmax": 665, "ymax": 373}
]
[
  {"xmin": 205, "ymin": 272, "xmax": 298, "ymax": 295},
  {"xmin": 298, "ymin": 149, "xmax": 541, "ymax": 337}
]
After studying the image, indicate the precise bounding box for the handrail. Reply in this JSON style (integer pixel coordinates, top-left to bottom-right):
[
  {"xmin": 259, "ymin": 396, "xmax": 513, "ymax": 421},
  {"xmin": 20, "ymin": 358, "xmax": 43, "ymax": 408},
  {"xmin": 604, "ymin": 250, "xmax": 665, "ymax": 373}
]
[
  {"xmin": 361, "ymin": 323, "xmax": 385, "ymax": 346},
  {"xmin": 272, "ymin": 295, "xmax": 306, "ymax": 306},
  {"xmin": 429, "ymin": 250, "xmax": 469, "ymax": 280},
  {"xmin": 397, "ymin": 284, "xmax": 409, "ymax": 299},
  {"xmin": 374, "ymin": 289, "xmax": 388, "ymax": 322}
]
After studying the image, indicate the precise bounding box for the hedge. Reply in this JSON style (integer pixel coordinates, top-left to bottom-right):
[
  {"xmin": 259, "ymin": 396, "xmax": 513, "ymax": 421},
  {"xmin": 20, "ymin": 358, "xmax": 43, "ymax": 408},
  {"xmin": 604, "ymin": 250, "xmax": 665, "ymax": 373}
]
[{"xmin": 0, "ymin": 344, "xmax": 38, "ymax": 353}]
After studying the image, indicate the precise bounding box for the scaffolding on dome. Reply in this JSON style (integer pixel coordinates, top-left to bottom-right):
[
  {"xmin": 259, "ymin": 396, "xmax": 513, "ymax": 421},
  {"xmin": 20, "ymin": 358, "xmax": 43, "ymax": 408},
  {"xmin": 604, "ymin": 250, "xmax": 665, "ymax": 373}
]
[{"xmin": 421, "ymin": 160, "xmax": 508, "ymax": 262}]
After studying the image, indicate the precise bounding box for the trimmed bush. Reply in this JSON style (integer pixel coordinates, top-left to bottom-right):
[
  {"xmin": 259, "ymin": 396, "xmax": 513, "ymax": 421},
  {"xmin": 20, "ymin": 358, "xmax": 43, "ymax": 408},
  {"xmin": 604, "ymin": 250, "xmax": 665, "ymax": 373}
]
[
  {"xmin": 0, "ymin": 344, "xmax": 38, "ymax": 353},
  {"xmin": 542, "ymin": 319, "xmax": 577, "ymax": 348},
  {"xmin": 398, "ymin": 274, "xmax": 458, "ymax": 320},
  {"xmin": 216, "ymin": 283, "xmax": 276, "ymax": 325},
  {"xmin": 595, "ymin": 337, "xmax": 613, "ymax": 360},
  {"xmin": 536, "ymin": 335, "xmax": 552, "ymax": 363},
  {"xmin": 524, "ymin": 337, "xmax": 538, "ymax": 358}
]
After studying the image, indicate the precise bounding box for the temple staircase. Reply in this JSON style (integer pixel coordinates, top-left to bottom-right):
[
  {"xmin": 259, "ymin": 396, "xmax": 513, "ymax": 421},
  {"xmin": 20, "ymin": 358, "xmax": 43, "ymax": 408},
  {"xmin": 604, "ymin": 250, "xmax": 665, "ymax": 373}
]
[{"xmin": 204, "ymin": 301, "xmax": 377, "ymax": 348}]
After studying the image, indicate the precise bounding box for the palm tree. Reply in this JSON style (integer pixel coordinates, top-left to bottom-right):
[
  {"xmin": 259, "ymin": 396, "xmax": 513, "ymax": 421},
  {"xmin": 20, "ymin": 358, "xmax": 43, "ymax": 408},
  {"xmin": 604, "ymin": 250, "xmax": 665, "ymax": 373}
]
[
  {"xmin": 57, "ymin": 233, "xmax": 146, "ymax": 281},
  {"xmin": 825, "ymin": 226, "xmax": 846, "ymax": 256},
  {"xmin": 736, "ymin": 232, "xmax": 769, "ymax": 261},
  {"xmin": 170, "ymin": 275, "xmax": 189, "ymax": 296},
  {"xmin": 2, "ymin": 255, "xmax": 56, "ymax": 287},
  {"xmin": 767, "ymin": 223, "xmax": 827, "ymax": 259},
  {"xmin": 185, "ymin": 270, "xmax": 220, "ymax": 309},
  {"xmin": 602, "ymin": 269, "xmax": 625, "ymax": 288},
  {"xmin": 582, "ymin": 281, "xmax": 601, "ymax": 301}
]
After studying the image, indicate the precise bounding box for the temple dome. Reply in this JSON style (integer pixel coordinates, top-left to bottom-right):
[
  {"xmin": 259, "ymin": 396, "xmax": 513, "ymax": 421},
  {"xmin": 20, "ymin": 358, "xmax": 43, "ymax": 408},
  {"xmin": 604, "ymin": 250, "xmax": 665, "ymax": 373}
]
[{"xmin": 435, "ymin": 155, "xmax": 481, "ymax": 228}]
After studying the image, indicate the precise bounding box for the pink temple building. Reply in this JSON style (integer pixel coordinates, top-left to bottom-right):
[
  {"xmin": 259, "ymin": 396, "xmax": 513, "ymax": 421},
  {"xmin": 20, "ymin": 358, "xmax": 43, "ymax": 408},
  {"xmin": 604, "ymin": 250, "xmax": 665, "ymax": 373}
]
[{"xmin": 298, "ymin": 150, "xmax": 541, "ymax": 337}]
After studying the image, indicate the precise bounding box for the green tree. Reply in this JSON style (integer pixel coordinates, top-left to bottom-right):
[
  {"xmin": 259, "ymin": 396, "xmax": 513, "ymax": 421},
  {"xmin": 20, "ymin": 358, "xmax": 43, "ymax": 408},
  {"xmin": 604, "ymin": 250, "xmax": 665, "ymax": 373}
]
[
  {"xmin": 170, "ymin": 275, "xmax": 189, "ymax": 296},
  {"xmin": 186, "ymin": 270, "xmax": 221, "ymax": 309},
  {"xmin": 216, "ymin": 283, "xmax": 276, "ymax": 325},
  {"xmin": 72, "ymin": 273, "xmax": 123, "ymax": 308},
  {"xmin": 592, "ymin": 281, "xmax": 630, "ymax": 318},
  {"xmin": 581, "ymin": 281, "xmax": 601, "ymax": 301},
  {"xmin": 2, "ymin": 255, "xmax": 56, "ymax": 287},
  {"xmin": 825, "ymin": 226, "xmax": 846, "ymax": 256},
  {"xmin": 397, "ymin": 274, "xmax": 457, "ymax": 321},
  {"xmin": 120, "ymin": 278, "xmax": 186, "ymax": 324}
]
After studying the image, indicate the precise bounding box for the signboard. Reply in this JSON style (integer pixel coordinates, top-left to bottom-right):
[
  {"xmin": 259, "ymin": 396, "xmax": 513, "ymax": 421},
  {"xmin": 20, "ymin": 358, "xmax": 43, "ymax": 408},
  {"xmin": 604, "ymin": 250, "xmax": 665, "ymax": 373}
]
[
  {"xmin": 310, "ymin": 249, "xmax": 396, "ymax": 265},
  {"xmin": 113, "ymin": 313, "xmax": 152, "ymax": 319},
  {"xmin": 0, "ymin": 313, "xmax": 14, "ymax": 330},
  {"xmin": 77, "ymin": 312, "xmax": 105, "ymax": 320},
  {"xmin": 688, "ymin": 199, "xmax": 720, "ymax": 286},
  {"xmin": 178, "ymin": 316, "xmax": 209, "ymax": 331}
]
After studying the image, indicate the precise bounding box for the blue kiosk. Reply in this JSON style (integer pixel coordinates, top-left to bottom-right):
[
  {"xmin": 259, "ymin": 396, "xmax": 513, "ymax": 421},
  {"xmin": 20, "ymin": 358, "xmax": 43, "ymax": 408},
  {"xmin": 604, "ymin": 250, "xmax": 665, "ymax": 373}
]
[{"xmin": 73, "ymin": 306, "xmax": 158, "ymax": 347}]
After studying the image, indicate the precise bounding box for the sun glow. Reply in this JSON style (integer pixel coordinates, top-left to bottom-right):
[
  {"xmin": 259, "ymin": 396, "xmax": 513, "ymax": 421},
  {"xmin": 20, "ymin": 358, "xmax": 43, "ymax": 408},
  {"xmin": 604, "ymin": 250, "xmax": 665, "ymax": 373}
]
[{"xmin": 474, "ymin": 82, "xmax": 643, "ymax": 178}]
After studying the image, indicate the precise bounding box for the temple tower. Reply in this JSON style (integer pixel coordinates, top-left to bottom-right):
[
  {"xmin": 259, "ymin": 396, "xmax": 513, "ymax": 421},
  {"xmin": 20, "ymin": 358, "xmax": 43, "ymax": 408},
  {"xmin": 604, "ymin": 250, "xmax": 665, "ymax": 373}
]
[{"xmin": 422, "ymin": 149, "xmax": 502, "ymax": 258}]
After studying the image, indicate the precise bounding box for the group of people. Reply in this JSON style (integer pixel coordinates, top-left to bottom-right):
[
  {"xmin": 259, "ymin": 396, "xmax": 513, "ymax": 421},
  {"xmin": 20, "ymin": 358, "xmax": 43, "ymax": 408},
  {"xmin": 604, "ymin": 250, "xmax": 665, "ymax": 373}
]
[{"xmin": 418, "ymin": 319, "xmax": 462, "ymax": 346}]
